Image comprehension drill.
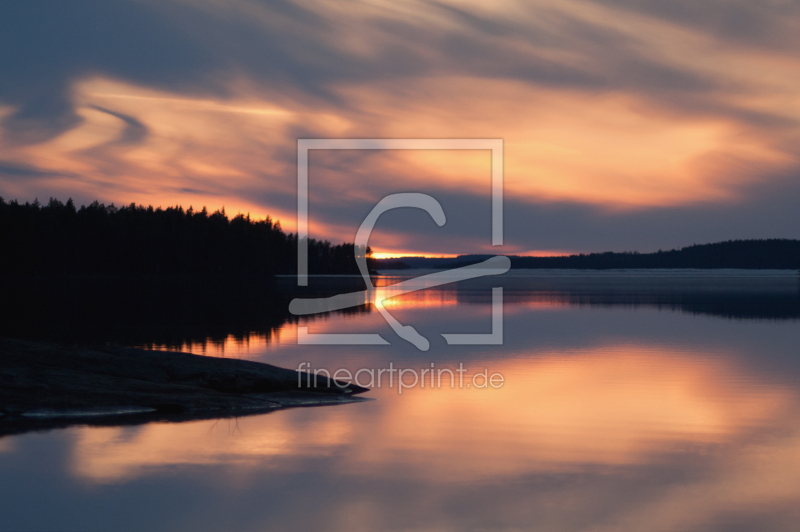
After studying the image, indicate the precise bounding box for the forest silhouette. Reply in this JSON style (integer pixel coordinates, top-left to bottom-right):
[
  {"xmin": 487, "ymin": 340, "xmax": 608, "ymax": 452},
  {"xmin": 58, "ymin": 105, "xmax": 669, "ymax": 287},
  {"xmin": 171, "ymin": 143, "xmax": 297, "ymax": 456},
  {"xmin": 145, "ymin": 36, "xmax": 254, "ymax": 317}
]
[
  {"xmin": 0, "ymin": 197, "xmax": 372, "ymax": 346},
  {"xmin": 0, "ymin": 197, "xmax": 372, "ymax": 276}
]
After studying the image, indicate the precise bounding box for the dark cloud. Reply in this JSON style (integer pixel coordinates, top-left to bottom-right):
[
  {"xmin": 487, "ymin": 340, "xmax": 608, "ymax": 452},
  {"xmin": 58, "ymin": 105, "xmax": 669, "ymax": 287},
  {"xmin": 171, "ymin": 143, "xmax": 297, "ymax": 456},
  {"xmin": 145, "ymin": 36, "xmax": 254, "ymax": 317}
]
[
  {"xmin": 0, "ymin": 0, "xmax": 758, "ymax": 141},
  {"xmin": 87, "ymin": 105, "xmax": 149, "ymax": 145},
  {"xmin": 0, "ymin": 161, "xmax": 73, "ymax": 181},
  {"xmin": 592, "ymin": 0, "xmax": 800, "ymax": 51},
  {"xmin": 292, "ymin": 167, "xmax": 800, "ymax": 254},
  {"xmin": 500, "ymin": 182, "xmax": 800, "ymax": 253},
  {"xmin": 0, "ymin": 0, "xmax": 215, "ymax": 142},
  {"xmin": 175, "ymin": 187, "xmax": 223, "ymax": 196}
]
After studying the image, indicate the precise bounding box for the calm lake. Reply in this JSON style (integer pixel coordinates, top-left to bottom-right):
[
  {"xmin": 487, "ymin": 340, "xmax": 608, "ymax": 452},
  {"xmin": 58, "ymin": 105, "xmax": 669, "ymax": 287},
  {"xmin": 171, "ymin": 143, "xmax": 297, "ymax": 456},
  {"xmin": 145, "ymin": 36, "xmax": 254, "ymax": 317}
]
[{"xmin": 2, "ymin": 270, "xmax": 800, "ymax": 531}]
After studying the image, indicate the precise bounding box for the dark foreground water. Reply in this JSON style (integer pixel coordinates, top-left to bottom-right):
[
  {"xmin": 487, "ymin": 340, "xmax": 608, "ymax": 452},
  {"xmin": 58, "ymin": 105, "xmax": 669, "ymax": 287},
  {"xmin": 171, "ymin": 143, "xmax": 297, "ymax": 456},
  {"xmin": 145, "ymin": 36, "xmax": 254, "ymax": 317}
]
[{"xmin": 2, "ymin": 270, "xmax": 800, "ymax": 532}]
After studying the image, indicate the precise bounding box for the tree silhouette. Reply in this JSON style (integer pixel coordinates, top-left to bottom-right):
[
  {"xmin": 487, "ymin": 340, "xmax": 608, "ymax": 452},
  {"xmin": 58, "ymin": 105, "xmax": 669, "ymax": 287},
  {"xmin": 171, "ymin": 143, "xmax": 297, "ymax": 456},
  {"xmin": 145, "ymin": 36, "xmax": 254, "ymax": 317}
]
[{"xmin": 0, "ymin": 197, "xmax": 373, "ymax": 276}]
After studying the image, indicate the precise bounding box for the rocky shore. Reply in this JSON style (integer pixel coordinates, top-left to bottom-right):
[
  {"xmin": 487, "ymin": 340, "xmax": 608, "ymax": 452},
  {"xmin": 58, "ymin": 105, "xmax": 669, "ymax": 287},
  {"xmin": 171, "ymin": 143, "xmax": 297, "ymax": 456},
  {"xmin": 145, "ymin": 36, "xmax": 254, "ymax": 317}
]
[{"xmin": 0, "ymin": 337, "xmax": 368, "ymax": 437}]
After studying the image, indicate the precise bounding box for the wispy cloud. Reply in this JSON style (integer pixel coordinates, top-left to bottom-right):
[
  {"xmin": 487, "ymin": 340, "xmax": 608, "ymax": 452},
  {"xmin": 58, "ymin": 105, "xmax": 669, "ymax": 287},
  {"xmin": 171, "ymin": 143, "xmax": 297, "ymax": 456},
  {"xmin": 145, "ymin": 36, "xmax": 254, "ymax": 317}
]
[{"xmin": 1, "ymin": 0, "xmax": 799, "ymax": 252}]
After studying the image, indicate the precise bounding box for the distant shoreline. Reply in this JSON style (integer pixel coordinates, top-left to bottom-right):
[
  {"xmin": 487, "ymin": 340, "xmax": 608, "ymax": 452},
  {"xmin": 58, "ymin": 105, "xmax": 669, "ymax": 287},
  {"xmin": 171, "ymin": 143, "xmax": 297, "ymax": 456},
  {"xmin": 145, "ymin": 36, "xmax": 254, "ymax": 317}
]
[
  {"xmin": 375, "ymin": 268, "xmax": 800, "ymax": 276},
  {"xmin": 375, "ymin": 239, "xmax": 800, "ymax": 271}
]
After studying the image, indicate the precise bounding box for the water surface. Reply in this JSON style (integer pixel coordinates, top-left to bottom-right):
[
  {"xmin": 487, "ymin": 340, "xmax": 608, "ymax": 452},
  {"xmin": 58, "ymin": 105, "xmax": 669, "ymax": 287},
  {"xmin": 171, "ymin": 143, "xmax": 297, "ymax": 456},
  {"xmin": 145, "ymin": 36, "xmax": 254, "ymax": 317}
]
[{"xmin": 2, "ymin": 270, "xmax": 800, "ymax": 531}]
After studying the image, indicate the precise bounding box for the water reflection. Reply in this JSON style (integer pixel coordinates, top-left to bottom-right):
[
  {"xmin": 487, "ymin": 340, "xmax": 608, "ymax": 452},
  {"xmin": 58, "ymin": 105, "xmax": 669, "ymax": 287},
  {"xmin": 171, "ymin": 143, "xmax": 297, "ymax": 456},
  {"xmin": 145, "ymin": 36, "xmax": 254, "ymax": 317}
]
[
  {"xmin": 63, "ymin": 345, "xmax": 794, "ymax": 485},
  {"xmin": 0, "ymin": 439, "xmax": 13, "ymax": 454},
  {"xmin": 164, "ymin": 270, "xmax": 800, "ymax": 359},
  {"xmin": 3, "ymin": 271, "xmax": 796, "ymax": 355},
  {"xmin": 145, "ymin": 328, "xmax": 296, "ymax": 359},
  {"xmin": 70, "ymin": 410, "xmax": 356, "ymax": 483},
  {"xmin": 21, "ymin": 347, "xmax": 799, "ymax": 531},
  {"xmin": 2, "ymin": 272, "xmax": 800, "ymax": 531}
]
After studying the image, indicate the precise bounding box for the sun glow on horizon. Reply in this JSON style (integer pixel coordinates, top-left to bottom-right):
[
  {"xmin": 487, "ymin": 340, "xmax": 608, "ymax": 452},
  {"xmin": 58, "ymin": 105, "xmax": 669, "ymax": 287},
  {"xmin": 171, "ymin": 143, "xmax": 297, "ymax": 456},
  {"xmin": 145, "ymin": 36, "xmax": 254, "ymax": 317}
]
[{"xmin": 371, "ymin": 252, "xmax": 461, "ymax": 260}]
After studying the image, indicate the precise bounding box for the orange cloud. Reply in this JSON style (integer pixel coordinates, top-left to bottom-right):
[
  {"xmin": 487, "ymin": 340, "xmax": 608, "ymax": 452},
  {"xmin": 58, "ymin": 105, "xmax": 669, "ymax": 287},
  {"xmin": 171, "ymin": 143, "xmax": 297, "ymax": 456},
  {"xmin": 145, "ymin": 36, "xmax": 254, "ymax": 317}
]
[{"xmin": 3, "ymin": 0, "xmax": 800, "ymax": 254}]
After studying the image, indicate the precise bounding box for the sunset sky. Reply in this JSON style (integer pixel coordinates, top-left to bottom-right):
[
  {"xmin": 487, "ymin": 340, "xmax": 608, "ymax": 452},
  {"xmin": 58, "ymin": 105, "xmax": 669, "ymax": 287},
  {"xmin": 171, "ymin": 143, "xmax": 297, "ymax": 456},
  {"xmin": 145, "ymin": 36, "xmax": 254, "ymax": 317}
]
[{"xmin": 2, "ymin": 0, "xmax": 800, "ymax": 256}]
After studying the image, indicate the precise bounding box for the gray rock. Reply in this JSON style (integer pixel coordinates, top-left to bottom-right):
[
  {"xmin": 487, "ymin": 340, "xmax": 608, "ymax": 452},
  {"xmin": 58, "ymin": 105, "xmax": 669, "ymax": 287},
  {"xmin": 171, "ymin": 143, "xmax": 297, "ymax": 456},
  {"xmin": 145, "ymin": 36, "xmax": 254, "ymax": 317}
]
[{"xmin": 0, "ymin": 337, "xmax": 370, "ymax": 436}]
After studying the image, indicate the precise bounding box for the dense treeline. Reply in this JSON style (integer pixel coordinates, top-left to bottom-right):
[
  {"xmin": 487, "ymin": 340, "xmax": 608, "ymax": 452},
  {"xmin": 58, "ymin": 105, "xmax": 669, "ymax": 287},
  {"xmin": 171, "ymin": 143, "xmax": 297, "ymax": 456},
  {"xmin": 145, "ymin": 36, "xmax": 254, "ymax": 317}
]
[
  {"xmin": 509, "ymin": 240, "xmax": 800, "ymax": 269},
  {"xmin": 420, "ymin": 240, "xmax": 800, "ymax": 270},
  {"xmin": 0, "ymin": 198, "xmax": 371, "ymax": 276}
]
